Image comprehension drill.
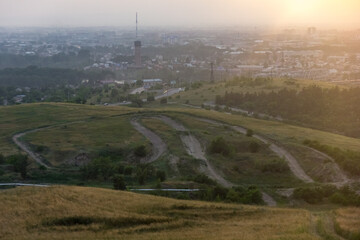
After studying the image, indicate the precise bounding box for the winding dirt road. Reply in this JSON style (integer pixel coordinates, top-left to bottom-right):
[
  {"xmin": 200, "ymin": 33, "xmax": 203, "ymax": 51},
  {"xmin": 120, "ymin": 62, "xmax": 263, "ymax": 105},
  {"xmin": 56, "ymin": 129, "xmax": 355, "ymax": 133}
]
[
  {"xmin": 157, "ymin": 116, "xmax": 279, "ymax": 205},
  {"xmin": 12, "ymin": 128, "xmax": 52, "ymax": 169},
  {"xmin": 130, "ymin": 119, "xmax": 167, "ymax": 163},
  {"xmin": 155, "ymin": 116, "xmax": 233, "ymax": 188},
  {"xmin": 197, "ymin": 118, "xmax": 314, "ymax": 183}
]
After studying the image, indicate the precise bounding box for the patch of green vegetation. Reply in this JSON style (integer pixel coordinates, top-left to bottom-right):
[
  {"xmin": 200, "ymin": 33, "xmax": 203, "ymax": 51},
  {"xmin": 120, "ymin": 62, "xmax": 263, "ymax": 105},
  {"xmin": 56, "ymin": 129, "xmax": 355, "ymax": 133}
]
[
  {"xmin": 164, "ymin": 113, "xmax": 300, "ymax": 187},
  {"xmin": 304, "ymin": 139, "xmax": 360, "ymax": 176},
  {"xmin": 23, "ymin": 116, "xmax": 146, "ymax": 166},
  {"xmin": 294, "ymin": 185, "xmax": 360, "ymax": 206}
]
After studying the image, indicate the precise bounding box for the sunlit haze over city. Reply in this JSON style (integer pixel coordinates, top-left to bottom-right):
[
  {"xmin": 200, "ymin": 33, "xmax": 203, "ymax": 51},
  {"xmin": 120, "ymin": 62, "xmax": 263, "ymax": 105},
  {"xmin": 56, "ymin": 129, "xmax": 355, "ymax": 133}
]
[
  {"xmin": 0, "ymin": 0, "xmax": 360, "ymax": 28},
  {"xmin": 1, "ymin": 1, "xmax": 360, "ymax": 240}
]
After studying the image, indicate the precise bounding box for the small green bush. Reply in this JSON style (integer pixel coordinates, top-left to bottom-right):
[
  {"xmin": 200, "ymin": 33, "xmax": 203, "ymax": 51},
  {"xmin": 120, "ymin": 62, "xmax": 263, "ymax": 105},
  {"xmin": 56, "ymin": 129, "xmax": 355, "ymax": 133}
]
[
  {"xmin": 134, "ymin": 145, "xmax": 147, "ymax": 157},
  {"xmin": 113, "ymin": 175, "xmax": 126, "ymax": 190}
]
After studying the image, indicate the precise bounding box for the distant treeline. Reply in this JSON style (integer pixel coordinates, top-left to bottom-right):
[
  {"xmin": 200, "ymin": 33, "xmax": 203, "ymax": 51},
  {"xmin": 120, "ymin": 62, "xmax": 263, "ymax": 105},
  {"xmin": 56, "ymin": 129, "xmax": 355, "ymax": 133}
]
[
  {"xmin": 0, "ymin": 66, "xmax": 115, "ymax": 88},
  {"xmin": 0, "ymin": 50, "xmax": 91, "ymax": 69},
  {"xmin": 216, "ymin": 85, "xmax": 360, "ymax": 137}
]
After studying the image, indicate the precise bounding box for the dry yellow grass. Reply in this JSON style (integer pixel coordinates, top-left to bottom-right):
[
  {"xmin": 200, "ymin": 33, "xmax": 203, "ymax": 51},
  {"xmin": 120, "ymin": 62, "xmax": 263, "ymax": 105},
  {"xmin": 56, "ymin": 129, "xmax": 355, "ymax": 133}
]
[
  {"xmin": 334, "ymin": 208, "xmax": 360, "ymax": 238},
  {"xmin": 0, "ymin": 186, "xmax": 321, "ymax": 240}
]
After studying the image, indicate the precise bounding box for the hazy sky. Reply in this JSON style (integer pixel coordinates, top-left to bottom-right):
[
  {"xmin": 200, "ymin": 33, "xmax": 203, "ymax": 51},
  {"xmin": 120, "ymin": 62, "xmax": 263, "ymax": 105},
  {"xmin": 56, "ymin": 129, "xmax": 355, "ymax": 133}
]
[{"xmin": 0, "ymin": 0, "xmax": 360, "ymax": 28}]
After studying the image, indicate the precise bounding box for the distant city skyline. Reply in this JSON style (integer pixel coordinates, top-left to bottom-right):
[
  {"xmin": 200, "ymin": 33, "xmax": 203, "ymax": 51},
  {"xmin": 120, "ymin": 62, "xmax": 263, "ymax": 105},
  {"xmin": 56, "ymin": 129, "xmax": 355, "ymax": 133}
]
[{"xmin": 0, "ymin": 0, "xmax": 360, "ymax": 29}]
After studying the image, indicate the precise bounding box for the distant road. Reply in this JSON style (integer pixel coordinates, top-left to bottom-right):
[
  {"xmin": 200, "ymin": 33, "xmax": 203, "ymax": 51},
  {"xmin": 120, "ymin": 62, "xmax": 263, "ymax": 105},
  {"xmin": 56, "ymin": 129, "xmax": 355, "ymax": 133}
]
[
  {"xmin": 130, "ymin": 87, "xmax": 145, "ymax": 95},
  {"xmin": 155, "ymin": 88, "xmax": 185, "ymax": 100}
]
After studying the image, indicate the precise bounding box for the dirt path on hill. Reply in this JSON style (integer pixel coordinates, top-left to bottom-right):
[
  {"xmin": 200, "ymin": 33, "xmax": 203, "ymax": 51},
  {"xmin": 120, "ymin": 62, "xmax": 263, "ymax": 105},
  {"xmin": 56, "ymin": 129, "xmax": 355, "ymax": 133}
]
[
  {"xmin": 261, "ymin": 192, "xmax": 277, "ymax": 206},
  {"xmin": 197, "ymin": 118, "xmax": 314, "ymax": 183},
  {"xmin": 155, "ymin": 116, "xmax": 233, "ymax": 188},
  {"xmin": 12, "ymin": 128, "xmax": 52, "ymax": 169},
  {"xmin": 130, "ymin": 119, "xmax": 167, "ymax": 163},
  {"xmin": 304, "ymin": 146, "xmax": 349, "ymax": 186},
  {"xmin": 157, "ymin": 115, "xmax": 280, "ymax": 205}
]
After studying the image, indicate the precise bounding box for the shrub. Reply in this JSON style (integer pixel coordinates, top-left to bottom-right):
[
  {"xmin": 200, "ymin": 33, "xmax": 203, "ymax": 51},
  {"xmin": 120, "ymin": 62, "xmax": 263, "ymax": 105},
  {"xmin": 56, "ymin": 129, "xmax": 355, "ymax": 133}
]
[
  {"xmin": 160, "ymin": 98, "xmax": 167, "ymax": 104},
  {"xmin": 124, "ymin": 166, "xmax": 133, "ymax": 176},
  {"xmin": 259, "ymin": 158, "xmax": 289, "ymax": 173},
  {"xmin": 134, "ymin": 145, "xmax": 147, "ymax": 157},
  {"xmin": 147, "ymin": 95, "xmax": 155, "ymax": 102},
  {"xmin": 209, "ymin": 137, "xmax": 231, "ymax": 156},
  {"xmin": 0, "ymin": 154, "xmax": 4, "ymax": 164},
  {"xmin": 248, "ymin": 141, "xmax": 260, "ymax": 153},
  {"xmin": 193, "ymin": 174, "xmax": 217, "ymax": 185},
  {"xmin": 35, "ymin": 145, "xmax": 46, "ymax": 152},
  {"xmin": 6, "ymin": 154, "xmax": 28, "ymax": 179},
  {"xmin": 246, "ymin": 129, "xmax": 254, "ymax": 137},
  {"xmin": 117, "ymin": 164, "xmax": 125, "ymax": 174},
  {"xmin": 113, "ymin": 175, "xmax": 126, "ymax": 190},
  {"xmin": 156, "ymin": 170, "xmax": 166, "ymax": 182},
  {"xmin": 81, "ymin": 157, "xmax": 114, "ymax": 180}
]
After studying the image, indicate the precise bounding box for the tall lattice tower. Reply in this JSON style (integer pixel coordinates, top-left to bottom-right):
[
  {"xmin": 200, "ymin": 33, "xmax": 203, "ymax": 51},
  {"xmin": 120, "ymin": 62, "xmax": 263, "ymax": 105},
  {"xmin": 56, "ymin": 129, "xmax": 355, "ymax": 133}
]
[
  {"xmin": 134, "ymin": 12, "xmax": 142, "ymax": 68},
  {"xmin": 210, "ymin": 62, "xmax": 215, "ymax": 82}
]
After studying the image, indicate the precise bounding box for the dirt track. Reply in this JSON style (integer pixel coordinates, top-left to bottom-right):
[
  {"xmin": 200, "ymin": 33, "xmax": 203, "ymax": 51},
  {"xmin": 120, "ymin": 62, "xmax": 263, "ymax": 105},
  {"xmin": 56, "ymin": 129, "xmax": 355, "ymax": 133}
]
[
  {"xmin": 199, "ymin": 119, "xmax": 314, "ymax": 183},
  {"xmin": 156, "ymin": 116, "xmax": 233, "ymax": 188},
  {"xmin": 261, "ymin": 192, "xmax": 277, "ymax": 206},
  {"xmin": 12, "ymin": 128, "xmax": 52, "ymax": 169},
  {"xmin": 305, "ymin": 146, "xmax": 349, "ymax": 186},
  {"xmin": 130, "ymin": 119, "xmax": 167, "ymax": 163}
]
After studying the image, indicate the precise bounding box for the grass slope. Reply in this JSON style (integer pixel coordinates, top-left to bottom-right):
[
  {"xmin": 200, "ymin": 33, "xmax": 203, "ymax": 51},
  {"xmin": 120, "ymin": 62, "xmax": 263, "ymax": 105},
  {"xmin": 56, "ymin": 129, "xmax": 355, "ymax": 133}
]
[
  {"xmin": 0, "ymin": 186, "xmax": 319, "ymax": 240},
  {"xmin": 0, "ymin": 103, "xmax": 139, "ymax": 155},
  {"xmin": 176, "ymin": 78, "xmax": 342, "ymax": 106},
  {"xmin": 161, "ymin": 108, "xmax": 360, "ymax": 152},
  {"xmin": 23, "ymin": 116, "xmax": 147, "ymax": 166}
]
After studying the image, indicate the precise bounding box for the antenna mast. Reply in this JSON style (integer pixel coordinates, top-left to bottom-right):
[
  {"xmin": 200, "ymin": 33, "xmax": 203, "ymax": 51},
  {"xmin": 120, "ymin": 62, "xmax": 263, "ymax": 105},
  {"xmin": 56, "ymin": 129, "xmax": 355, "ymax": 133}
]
[{"xmin": 136, "ymin": 12, "xmax": 138, "ymax": 39}]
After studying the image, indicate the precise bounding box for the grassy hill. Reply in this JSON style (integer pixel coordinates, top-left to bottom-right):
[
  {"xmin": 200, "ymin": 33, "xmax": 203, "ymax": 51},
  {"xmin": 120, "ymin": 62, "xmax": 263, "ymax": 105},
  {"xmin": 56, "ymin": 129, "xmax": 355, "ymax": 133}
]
[
  {"xmin": 175, "ymin": 78, "xmax": 343, "ymax": 106},
  {"xmin": 0, "ymin": 186, "xmax": 320, "ymax": 240}
]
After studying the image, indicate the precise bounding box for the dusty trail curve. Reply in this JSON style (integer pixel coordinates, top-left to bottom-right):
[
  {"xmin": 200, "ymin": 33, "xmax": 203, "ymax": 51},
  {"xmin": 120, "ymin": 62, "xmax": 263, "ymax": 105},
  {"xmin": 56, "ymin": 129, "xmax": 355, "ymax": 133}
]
[
  {"xmin": 12, "ymin": 128, "xmax": 52, "ymax": 169},
  {"xmin": 130, "ymin": 119, "xmax": 167, "ymax": 163},
  {"xmin": 157, "ymin": 116, "xmax": 279, "ymax": 205},
  {"xmin": 12, "ymin": 121, "xmax": 88, "ymax": 169},
  {"xmin": 197, "ymin": 119, "xmax": 314, "ymax": 183},
  {"xmin": 304, "ymin": 146, "xmax": 349, "ymax": 186},
  {"xmin": 155, "ymin": 116, "xmax": 233, "ymax": 188},
  {"xmin": 262, "ymin": 192, "xmax": 277, "ymax": 207}
]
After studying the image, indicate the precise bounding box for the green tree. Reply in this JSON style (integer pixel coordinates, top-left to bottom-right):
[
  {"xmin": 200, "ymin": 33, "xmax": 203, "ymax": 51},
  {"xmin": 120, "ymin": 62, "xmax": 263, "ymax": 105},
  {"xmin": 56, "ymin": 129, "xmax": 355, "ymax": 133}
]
[
  {"xmin": 7, "ymin": 154, "xmax": 28, "ymax": 179},
  {"xmin": 249, "ymin": 141, "xmax": 260, "ymax": 153},
  {"xmin": 113, "ymin": 175, "xmax": 126, "ymax": 190},
  {"xmin": 124, "ymin": 166, "xmax": 133, "ymax": 176},
  {"xmin": 209, "ymin": 137, "xmax": 231, "ymax": 156},
  {"xmin": 134, "ymin": 145, "xmax": 147, "ymax": 157},
  {"xmin": 0, "ymin": 153, "xmax": 4, "ymax": 164},
  {"xmin": 147, "ymin": 95, "xmax": 155, "ymax": 102},
  {"xmin": 246, "ymin": 129, "xmax": 253, "ymax": 137},
  {"xmin": 156, "ymin": 170, "xmax": 166, "ymax": 182}
]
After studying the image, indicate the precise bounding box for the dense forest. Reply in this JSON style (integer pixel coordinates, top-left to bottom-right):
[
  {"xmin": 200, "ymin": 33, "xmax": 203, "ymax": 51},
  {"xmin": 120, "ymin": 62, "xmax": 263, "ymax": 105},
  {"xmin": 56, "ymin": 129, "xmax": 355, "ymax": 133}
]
[{"xmin": 216, "ymin": 85, "xmax": 360, "ymax": 137}]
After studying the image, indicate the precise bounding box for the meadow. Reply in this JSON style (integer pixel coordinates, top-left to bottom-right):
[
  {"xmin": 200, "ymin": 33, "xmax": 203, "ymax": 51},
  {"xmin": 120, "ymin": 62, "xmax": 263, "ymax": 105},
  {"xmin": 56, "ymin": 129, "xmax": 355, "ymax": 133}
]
[{"xmin": 0, "ymin": 185, "xmax": 321, "ymax": 240}]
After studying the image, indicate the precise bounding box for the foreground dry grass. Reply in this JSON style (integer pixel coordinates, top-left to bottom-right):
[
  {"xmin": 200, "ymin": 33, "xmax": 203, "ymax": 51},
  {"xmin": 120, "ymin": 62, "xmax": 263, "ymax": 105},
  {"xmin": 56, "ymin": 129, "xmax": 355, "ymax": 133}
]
[
  {"xmin": 0, "ymin": 186, "xmax": 320, "ymax": 240},
  {"xmin": 335, "ymin": 208, "xmax": 360, "ymax": 239}
]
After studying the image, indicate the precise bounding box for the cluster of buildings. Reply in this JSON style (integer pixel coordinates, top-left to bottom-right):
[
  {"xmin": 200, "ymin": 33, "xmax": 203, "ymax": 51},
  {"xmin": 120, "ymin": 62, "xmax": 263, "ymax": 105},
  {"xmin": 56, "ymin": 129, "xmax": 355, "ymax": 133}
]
[{"xmin": 1, "ymin": 27, "xmax": 360, "ymax": 84}]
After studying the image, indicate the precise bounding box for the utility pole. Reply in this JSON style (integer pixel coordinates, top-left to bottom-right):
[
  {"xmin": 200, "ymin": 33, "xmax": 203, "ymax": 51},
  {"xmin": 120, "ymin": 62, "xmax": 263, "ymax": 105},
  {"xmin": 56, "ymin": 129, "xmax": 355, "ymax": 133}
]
[{"xmin": 210, "ymin": 62, "xmax": 215, "ymax": 83}]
